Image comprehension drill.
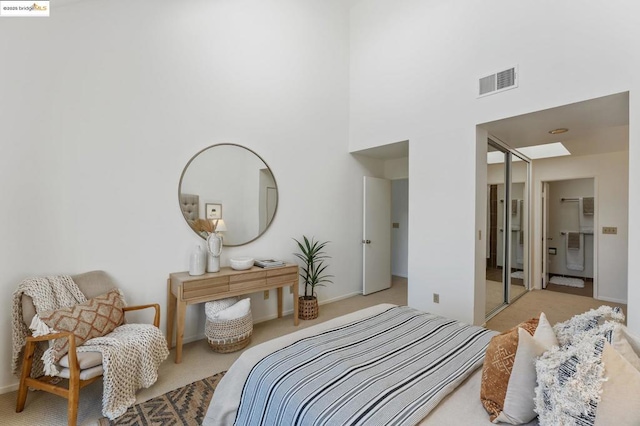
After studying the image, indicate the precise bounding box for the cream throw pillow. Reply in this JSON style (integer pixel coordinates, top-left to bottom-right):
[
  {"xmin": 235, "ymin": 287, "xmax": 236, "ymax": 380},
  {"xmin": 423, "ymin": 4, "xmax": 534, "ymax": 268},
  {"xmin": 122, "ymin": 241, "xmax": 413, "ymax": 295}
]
[
  {"xmin": 595, "ymin": 342, "xmax": 640, "ymax": 425},
  {"xmin": 493, "ymin": 312, "xmax": 558, "ymax": 424},
  {"xmin": 611, "ymin": 325, "xmax": 640, "ymax": 371},
  {"xmin": 480, "ymin": 313, "xmax": 557, "ymax": 424}
]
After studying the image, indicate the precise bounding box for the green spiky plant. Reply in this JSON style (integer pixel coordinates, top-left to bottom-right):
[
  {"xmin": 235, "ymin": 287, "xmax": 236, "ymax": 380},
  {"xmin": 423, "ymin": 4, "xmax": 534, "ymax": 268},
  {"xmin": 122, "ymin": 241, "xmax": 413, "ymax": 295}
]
[{"xmin": 293, "ymin": 236, "xmax": 334, "ymax": 299}]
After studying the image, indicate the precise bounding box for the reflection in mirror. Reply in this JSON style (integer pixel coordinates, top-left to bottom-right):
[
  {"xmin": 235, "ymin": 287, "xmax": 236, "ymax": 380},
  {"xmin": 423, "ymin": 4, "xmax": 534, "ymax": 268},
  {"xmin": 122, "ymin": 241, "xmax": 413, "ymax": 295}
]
[
  {"xmin": 486, "ymin": 143, "xmax": 507, "ymax": 316},
  {"xmin": 486, "ymin": 140, "xmax": 530, "ymax": 319},
  {"xmin": 509, "ymin": 160, "xmax": 528, "ymax": 303},
  {"xmin": 179, "ymin": 144, "xmax": 278, "ymax": 246}
]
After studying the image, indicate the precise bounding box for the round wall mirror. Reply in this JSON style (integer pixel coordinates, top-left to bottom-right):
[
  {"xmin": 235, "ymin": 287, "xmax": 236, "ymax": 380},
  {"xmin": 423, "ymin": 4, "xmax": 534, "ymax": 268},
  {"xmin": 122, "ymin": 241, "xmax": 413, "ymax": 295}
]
[{"xmin": 179, "ymin": 143, "xmax": 278, "ymax": 246}]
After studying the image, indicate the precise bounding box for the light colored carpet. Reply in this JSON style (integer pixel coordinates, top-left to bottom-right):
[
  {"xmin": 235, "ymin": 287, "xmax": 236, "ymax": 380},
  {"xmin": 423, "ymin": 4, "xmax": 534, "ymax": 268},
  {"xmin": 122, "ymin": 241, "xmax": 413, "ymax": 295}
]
[
  {"xmin": 549, "ymin": 275, "xmax": 585, "ymax": 288},
  {"xmin": 486, "ymin": 280, "xmax": 527, "ymax": 315},
  {"xmin": 486, "ymin": 289, "xmax": 626, "ymax": 332},
  {"xmin": 1, "ymin": 276, "xmax": 626, "ymax": 425}
]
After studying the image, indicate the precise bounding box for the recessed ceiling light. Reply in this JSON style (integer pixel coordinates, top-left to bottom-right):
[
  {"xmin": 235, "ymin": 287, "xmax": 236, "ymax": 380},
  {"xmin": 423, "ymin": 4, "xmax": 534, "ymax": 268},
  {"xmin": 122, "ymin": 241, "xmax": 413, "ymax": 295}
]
[{"xmin": 548, "ymin": 128, "xmax": 569, "ymax": 135}]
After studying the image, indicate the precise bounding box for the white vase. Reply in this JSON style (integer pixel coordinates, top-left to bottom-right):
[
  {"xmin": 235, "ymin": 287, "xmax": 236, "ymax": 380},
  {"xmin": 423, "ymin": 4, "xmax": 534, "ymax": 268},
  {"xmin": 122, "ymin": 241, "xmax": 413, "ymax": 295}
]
[
  {"xmin": 206, "ymin": 232, "xmax": 223, "ymax": 273},
  {"xmin": 189, "ymin": 245, "xmax": 206, "ymax": 276}
]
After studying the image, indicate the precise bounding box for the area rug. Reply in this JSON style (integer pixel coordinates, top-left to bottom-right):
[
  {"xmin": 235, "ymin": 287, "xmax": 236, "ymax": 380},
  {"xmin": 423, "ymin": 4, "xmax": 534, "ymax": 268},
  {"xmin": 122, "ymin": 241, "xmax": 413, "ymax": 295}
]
[
  {"xmin": 98, "ymin": 371, "xmax": 225, "ymax": 425},
  {"xmin": 549, "ymin": 276, "xmax": 585, "ymax": 288},
  {"xmin": 511, "ymin": 270, "xmax": 524, "ymax": 280}
]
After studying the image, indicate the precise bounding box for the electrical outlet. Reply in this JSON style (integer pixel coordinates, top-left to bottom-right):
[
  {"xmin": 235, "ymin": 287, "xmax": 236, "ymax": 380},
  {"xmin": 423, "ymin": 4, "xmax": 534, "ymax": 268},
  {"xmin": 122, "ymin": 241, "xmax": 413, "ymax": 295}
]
[
  {"xmin": 602, "ymin": 226, "xmax": 617, "ymax": 235},
  {"xmin": 433, "ymin": 293, "xmax": 439, "ymax": 303},
  {"xmin": 290, "ymin": 285, "xmax": 293, "ymax": 293},
  {"xmin": 264, "ymin": 290, "xmax": 270, "ymax": 300}
]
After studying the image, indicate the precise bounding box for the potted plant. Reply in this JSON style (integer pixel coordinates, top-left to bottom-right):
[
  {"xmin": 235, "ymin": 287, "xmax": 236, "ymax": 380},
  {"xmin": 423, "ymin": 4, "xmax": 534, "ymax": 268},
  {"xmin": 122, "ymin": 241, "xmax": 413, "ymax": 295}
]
[{"xmin": 293, "ymin": 236, "xmax": 333, "ymax": 320}]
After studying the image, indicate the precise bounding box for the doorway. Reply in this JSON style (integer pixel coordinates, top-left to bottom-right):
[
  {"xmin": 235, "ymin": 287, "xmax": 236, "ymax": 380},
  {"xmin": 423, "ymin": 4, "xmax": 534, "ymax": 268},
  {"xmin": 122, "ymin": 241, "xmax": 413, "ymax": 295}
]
[
  {"xmin": 542, "ymin": 178, "xmax": 595, "ymax": 298},
  {"xmin": 352, "ymin": 140, "xmax": 409, "ymax": 297}
]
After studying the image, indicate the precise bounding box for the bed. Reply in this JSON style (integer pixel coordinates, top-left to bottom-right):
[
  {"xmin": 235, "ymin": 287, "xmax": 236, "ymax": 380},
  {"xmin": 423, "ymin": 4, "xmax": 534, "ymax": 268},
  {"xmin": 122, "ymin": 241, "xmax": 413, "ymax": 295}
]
[{"xmin": 204, "ymin": 304, "xmax": 539, "ymax": 426}]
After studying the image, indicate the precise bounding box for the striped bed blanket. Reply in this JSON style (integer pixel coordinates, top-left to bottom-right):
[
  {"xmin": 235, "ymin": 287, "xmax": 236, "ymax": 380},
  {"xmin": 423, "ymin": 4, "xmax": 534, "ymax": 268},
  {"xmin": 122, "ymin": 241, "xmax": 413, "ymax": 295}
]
[{"xmin": 234, "ymin": 306, "xmax": 494, "ymax": 426}]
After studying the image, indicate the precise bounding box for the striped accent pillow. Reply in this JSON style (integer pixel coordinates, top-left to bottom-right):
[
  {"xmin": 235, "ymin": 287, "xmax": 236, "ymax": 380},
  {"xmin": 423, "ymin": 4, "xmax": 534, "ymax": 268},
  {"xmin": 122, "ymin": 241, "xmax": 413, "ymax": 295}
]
[{"xmin": 39, "ymin": 289, "xmax": 125, "ymax": 362}]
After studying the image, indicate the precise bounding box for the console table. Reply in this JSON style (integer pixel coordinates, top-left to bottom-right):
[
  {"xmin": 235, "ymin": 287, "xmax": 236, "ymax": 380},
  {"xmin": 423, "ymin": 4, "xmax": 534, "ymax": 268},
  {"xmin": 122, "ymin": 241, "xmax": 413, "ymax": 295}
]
[{"xmin": 166, "ymin": 264, "xmax": 299, "ymax": 363}]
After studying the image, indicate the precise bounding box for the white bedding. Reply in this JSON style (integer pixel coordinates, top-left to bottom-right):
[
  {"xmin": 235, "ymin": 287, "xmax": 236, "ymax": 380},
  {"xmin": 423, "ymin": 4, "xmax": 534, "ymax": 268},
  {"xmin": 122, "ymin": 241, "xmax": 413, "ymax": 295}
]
[{"xmin": 204, "ymin": 304, "xmax": 538, "ymax": 426}]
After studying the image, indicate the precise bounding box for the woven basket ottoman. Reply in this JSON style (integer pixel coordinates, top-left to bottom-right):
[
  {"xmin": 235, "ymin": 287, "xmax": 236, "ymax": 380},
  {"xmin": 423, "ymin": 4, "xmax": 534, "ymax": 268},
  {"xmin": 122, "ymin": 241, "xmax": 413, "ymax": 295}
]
[{"xmin": 205, "ymin": 298, "xmax": 253, "ymax": 353}]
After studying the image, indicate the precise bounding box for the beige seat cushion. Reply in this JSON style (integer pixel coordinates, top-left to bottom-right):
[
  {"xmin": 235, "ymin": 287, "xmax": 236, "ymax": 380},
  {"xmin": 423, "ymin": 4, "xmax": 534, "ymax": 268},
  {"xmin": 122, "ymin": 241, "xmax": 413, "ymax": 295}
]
[
  {"xmin": 58, "ymin": 351, "xmax": 103, "ymax": 370},
  {"xmin": 57, "ymin": 364, "xmax": 104, "ymax": 381}
]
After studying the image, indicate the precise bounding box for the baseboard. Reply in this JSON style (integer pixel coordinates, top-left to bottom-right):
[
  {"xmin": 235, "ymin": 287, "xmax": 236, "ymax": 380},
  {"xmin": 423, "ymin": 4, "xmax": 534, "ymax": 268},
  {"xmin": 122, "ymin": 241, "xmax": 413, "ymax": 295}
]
[
  {"xmin": 0, "ymin": 382, "xmax": 19, "ymax": 395},
  {"xmin": 252, "ymin": 291, "xmax": 362, "ymax": 324},
  {"xmin": 179, "ymin": 291, "xmax": 363, "ymax": 342},
  {"xmin": 594, "ymin": 295, "xmax": 627, "ymax": 304}
]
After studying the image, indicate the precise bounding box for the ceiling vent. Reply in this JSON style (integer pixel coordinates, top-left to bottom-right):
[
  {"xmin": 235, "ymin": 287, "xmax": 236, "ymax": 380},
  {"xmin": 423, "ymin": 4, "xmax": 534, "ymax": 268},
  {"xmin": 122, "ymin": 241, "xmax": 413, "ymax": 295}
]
[{"xmin": 478, "ymin": 66, "xmax": 518, "ymax": 97}]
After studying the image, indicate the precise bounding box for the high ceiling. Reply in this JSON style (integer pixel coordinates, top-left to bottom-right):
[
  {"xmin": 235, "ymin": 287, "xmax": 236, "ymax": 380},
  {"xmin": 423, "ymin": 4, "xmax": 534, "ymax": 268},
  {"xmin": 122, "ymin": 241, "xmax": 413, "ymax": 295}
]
[{"xmin": 480, "ymin": 92, "xmax": 629, "ymax": 158}]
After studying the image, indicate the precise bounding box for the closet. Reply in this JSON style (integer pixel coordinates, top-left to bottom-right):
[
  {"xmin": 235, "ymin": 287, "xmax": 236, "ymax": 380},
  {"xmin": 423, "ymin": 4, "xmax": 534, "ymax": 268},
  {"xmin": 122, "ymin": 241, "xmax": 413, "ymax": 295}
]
[{"xmin": 486, "ymin": 139, "xmax": 530, "ymax": 319}]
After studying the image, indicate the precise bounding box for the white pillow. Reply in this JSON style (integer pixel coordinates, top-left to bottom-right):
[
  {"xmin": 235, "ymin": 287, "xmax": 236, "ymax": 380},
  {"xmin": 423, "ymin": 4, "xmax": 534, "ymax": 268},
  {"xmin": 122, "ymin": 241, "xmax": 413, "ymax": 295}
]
[
  {"xmin": 596, "ymin": 342, "xmax": 640, "ymax": 425},
  {"xmin": 611, "ymin": 324, "xmax": 640, "ymax": 371},
  {"xmin": 494, "ymin": 312, "xmax": 558, "ymax": 424},
  {"xmin": 214, "ymin": 298, "xmax": 251, "ymax": 321},
  {"xmin": 205, "ymin": 297, "xmax": 239, "ymax": 319}
]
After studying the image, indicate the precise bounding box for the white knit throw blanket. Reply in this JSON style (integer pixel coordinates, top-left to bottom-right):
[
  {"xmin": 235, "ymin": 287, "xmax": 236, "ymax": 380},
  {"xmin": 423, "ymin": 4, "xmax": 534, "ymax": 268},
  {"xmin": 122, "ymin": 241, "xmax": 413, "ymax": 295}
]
[
  {"xmin": 11, "ymin": 275, "xmax": 86, "ymax": 378},
  {"xmin": 79, "ymin": 323, "xmax": 169, "ymax": 420}
]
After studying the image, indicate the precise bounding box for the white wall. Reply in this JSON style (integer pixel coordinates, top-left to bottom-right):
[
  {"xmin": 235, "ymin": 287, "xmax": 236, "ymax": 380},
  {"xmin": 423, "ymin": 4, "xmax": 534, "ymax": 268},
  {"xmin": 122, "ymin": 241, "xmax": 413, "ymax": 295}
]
[
  {"xmin": 391, "ymin": 179, "xmax": 408, "ymax": 277},
  {"xmin": 532, "ymin": 152, "xmax": 628, "ymax": 304},
  {"xmin": 350, "ymin": 0, "xmax": 639, "ymax": 327},
  {"xmin": 384, "ymin": 157, "xmax": 408, "ymax": 179},
  {"xmin": 546, "ymin": 179, "xmax": 595, "ymax": 279},
  {"xmin": 0, "ymin": 0, "xmax": 364, "ymax": 393}
]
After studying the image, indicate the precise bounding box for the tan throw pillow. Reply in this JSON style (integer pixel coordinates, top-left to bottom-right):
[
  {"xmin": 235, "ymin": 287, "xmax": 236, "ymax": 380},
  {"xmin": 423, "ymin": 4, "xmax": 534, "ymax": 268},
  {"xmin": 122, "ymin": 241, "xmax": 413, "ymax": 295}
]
[
  {"xmin": 481, "ymin": 313, "xmax": 557, "ymax": 424},
  {"xmin": 39, "ymin": 289, "xmax": 125, "ymax": 362},
  {"xmin": 595, "ymin": 342, "xmax": 640, "ymax": 425},
  {"xmin": 611, "ymin": 324, "xmax": 640, "ymax": 371}
]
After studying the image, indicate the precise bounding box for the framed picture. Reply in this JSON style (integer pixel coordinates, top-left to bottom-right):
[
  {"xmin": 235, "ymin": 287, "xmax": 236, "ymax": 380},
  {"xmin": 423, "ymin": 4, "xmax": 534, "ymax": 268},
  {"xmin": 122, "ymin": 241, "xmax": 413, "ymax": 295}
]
[{"xmin": 205, "ymin": 203, "xmax": 222, "ymax": 220}]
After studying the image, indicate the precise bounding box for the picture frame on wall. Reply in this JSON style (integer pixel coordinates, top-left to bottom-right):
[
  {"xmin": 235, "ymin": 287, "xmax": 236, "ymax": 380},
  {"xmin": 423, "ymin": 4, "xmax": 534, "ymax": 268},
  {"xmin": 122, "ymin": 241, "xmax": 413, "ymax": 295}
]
[{"xmin": 205, "ymin": 203, "xmax": 222, "ymax": 220}]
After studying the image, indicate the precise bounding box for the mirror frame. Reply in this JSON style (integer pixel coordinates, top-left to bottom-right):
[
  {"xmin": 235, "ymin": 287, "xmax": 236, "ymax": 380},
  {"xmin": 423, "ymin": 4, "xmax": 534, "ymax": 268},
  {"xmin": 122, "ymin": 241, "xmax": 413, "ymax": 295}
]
[{"xmin": 178, "ymin": 143, "xmax": 279, "ymax": 247}]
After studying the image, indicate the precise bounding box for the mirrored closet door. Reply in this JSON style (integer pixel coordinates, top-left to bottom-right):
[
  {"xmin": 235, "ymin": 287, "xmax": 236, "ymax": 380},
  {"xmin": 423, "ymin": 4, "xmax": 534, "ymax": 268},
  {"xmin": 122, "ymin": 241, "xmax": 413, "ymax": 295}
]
[{"xmin": 486, "ymin": 139, "xmax": 530, "ymax": 319}]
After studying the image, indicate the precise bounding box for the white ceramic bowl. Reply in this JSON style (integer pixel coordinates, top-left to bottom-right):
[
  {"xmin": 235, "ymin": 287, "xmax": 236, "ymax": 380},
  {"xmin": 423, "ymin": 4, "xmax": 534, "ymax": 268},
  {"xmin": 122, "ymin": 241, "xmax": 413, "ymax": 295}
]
[{"xmin": 230, "ymin": 257, "xmax": 254, "ymax": 271}]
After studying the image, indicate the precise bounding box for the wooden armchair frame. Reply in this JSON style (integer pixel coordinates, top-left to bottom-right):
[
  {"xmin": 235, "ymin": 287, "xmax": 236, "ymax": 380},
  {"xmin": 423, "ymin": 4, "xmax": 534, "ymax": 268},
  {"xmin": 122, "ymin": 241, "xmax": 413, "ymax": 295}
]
[{"xmin": 16, "ymin": 303, "xmax": 161, "ymax": 426}]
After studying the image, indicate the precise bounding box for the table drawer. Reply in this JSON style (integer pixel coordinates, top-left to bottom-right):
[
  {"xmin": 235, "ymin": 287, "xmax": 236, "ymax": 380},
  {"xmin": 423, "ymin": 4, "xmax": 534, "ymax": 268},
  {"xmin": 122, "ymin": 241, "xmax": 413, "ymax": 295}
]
[
  {"xmin": 267, "ymin": 272, "xmax": 298, "ymax": 286},
  {"xmin": 266, "ymin": 265, "xmax": 298, "ymax": 277},
  {"xmin": 230, "ymin": 278, "xmax": 267, "ymax": 292},
  {"xmin": 182, "ymin": 277, "xmax": 229, "ymax": 300}
]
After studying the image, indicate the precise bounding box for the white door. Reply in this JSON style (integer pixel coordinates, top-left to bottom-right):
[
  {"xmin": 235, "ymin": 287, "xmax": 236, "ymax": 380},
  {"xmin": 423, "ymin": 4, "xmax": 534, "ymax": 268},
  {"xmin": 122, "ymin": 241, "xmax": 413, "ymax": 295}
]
[
  {"xmin": 541, "ymin": 182, "xmax": 550, "ymax": 289},
  {"xmin": 363, "ymin": 176, "xmax": 391, "ymax": 295}
]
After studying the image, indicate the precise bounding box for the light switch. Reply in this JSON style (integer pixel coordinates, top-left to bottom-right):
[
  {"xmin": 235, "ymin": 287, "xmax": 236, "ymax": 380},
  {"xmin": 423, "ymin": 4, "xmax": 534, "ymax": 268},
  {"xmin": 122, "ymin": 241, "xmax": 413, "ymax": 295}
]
[{"xmin": 392, "ymin": 223, "xmax": 400, "ymax": 229}]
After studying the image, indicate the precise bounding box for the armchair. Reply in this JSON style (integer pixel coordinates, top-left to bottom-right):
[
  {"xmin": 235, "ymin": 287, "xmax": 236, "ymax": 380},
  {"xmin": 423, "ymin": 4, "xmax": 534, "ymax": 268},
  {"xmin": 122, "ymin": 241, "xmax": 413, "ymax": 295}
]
[{"xmin": 14, "ymin": 271, "xmax": 167, "ymax": 426}]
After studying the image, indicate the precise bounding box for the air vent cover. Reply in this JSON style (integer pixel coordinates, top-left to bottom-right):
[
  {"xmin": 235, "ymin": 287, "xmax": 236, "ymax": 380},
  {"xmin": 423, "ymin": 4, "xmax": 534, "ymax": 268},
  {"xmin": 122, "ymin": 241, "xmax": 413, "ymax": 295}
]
[{"xmin": 478, "ymin": 66, "xmax": 518, "ymax": 97}]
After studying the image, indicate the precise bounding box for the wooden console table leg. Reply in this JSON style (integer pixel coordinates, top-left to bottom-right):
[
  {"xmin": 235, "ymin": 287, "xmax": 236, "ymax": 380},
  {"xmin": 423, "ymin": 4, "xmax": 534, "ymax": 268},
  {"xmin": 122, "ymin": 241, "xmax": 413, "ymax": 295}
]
[
  {"xmin": 175, "ymin": 299, "xmax": 186, "ymax": 364},
  {"xmin": 166, "ymin": 278, "xmax": 176, "ymax": 350},
  {"xmin": 293, "ymin": 284, "xmax": 299, "ymax": 326},
  {"xmin": 277, "ymin": 287, "xmax": 283, "ymax": 319}
]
